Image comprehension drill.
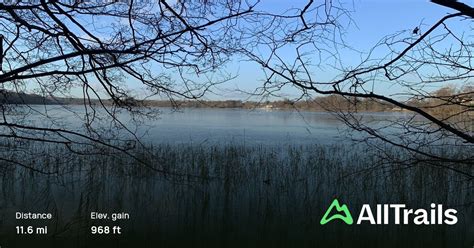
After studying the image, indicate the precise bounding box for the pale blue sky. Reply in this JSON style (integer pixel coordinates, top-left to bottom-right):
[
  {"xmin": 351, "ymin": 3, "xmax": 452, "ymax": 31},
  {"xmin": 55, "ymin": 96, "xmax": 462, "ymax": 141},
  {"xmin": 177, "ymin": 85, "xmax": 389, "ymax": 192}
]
[
  {"xmin": 56, "ymin": 0, "xmax": 469, "ymax": 100},
  {"xmin": 208, "ymin": 0, "xmax": 470, "ymax": 100}
]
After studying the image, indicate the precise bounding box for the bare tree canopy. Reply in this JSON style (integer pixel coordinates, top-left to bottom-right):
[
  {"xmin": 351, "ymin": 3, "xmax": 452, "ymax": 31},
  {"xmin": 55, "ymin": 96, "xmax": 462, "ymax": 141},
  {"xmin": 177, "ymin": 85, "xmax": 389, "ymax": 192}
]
[
  {"xmin": 0, "ymin": 0, "xmax": 471, "ymax": 176},
  {"xmin": 0, "ymin": 0, "xmax": 348, "ymax": 173},
  {"xmin": 244, "ymin": 0, "xmax": 473, "ymax": 176},
  {"xmin": 0, "ymin": 2, "xmax": 472, "ymax": 247}
]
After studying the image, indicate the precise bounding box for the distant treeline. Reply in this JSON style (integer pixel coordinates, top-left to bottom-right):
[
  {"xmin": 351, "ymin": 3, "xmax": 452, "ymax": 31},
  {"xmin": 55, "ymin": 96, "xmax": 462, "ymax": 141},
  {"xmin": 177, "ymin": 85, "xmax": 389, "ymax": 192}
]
[
  {"xmin": 0, "ymin": 90, "xmax": 59, "ymax": 105},
  {"xmin": 0, "ymin": 89, "xmax": 395, "ymax": 111},
  {"xmin": 405, "ymin": 86, "xmax": 473, "ymax": 118},
  {"xmin": 143, "ymin": 96, "xmax": 395, "ymax": 112},
  {"xmin": 1, "ymin": 86, "xmax": 471, "ymax": 114},
  {"xmin": 0, "ymin": 90, "xmax": 116, "ymax": 106}
]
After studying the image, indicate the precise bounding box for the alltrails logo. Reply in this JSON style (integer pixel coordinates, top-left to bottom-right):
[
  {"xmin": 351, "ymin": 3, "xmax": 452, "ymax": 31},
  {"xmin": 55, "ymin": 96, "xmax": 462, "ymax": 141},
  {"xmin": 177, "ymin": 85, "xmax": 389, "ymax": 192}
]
[
  {"xmin": 320, "ymin": 199, "xmax": 458, "ymax": 225},
  {"xmin": 320, "ymin": 199, "xmax": 353, "ymax": 225}
]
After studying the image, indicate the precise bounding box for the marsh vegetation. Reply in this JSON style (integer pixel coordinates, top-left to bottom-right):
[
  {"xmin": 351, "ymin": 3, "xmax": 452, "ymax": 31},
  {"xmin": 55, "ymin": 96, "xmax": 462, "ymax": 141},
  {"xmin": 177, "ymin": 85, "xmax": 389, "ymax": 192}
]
[{"xmin": 0, "ymin": 141, "xmax": 472, "ymax": 247}]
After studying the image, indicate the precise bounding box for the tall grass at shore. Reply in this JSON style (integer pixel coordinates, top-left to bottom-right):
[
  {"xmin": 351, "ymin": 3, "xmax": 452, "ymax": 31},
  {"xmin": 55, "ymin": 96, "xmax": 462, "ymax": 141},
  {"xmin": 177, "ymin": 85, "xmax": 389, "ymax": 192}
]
[{"xmin": 0, "ymin": 142, "xmax": 472, "ymax": 247}]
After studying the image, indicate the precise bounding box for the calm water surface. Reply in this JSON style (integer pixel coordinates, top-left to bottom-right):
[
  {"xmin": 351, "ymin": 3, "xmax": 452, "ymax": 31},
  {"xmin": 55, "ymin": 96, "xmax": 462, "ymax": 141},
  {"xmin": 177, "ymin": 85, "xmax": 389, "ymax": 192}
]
[{"xmin": 8, "ymin": 106, "xmax": 413, "ymax": 145}]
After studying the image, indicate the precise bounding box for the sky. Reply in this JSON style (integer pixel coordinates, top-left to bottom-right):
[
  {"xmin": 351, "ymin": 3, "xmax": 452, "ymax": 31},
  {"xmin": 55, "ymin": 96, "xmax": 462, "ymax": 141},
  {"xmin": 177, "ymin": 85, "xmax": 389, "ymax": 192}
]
[
  {"xmin": 36, "ymin": 0, "xmax": 470, "ymax": 100},
  {"xmin": 346, "ymin": 0, "xmax": 451, "ymax": 49},
  {"xmin": 207, "ymin": 0, "xmax": 470, "ymax": 100}
]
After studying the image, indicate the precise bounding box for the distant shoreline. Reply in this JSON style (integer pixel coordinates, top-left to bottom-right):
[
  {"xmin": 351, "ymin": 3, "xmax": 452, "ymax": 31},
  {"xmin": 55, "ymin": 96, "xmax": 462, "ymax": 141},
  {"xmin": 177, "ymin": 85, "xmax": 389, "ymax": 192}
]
[{"xmin": 1, "ymin": 90, "xmax": 402, "ymax": 112}]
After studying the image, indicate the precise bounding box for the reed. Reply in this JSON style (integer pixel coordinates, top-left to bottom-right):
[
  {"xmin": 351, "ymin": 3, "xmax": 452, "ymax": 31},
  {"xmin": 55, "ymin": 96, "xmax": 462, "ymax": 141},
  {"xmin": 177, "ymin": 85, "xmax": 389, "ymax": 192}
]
[{"xmin": 0, "ymin": 142, "xmax": 472, "ymax": 247}]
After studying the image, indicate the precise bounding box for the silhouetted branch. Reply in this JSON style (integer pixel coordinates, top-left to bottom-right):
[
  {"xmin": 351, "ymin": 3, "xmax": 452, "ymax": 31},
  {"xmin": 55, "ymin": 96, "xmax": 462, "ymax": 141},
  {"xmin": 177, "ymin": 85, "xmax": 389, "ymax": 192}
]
[{"xmin": 431, "ymin": 0, "xmax": 474, "ymax": 18}]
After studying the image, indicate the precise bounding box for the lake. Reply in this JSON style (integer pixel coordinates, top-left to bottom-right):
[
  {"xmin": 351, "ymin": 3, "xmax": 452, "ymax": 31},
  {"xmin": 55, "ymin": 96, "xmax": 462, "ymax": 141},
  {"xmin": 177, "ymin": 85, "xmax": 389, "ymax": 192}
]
[
  {"xmin": 0, "ymin": 106, "xmax": 472, "ymax": 248},
  {"xmin": 6, "ymin": 105, "xmax": 414, "ymax": 145}
]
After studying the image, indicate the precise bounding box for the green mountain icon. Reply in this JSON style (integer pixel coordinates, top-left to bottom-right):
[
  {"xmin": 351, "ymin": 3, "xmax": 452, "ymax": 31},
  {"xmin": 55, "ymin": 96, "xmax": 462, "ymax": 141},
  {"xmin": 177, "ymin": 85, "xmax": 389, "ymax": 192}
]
[{"xmin": 320, "ymin": 199, "xmax": 353, "ymax": 225}]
